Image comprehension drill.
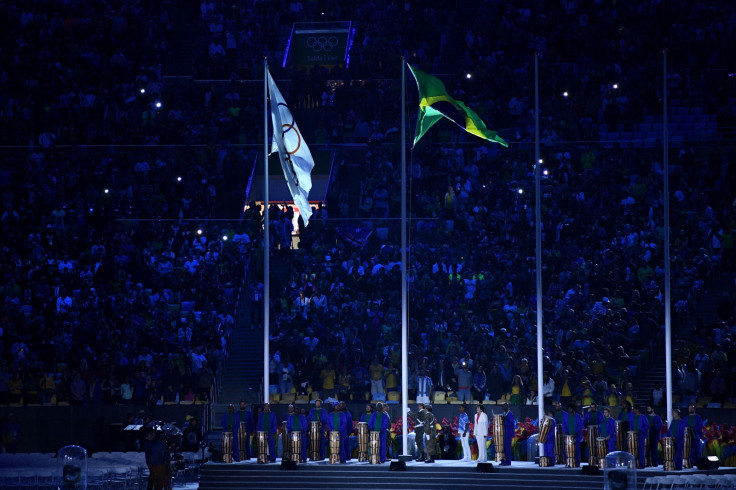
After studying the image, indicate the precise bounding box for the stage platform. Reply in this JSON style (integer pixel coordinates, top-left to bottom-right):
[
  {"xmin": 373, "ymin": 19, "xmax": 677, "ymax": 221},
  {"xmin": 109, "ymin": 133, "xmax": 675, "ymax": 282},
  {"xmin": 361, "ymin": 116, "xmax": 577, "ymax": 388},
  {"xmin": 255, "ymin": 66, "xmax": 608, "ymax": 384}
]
[{"xmin": 199, "ymin": 458, "xmax": 736, "ymax": 489}]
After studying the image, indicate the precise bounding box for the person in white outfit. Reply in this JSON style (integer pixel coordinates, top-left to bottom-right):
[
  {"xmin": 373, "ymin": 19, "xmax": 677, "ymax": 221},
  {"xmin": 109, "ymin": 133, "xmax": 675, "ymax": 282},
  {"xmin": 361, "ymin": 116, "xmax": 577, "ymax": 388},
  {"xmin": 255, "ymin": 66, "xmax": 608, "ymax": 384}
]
[
  {"xmin": 474, "ymin": 404, "xmax": 489, "ymax": 462},
  {"xmin": 458, "ymin": 403, "xmax": 472, "ymax": 461}
]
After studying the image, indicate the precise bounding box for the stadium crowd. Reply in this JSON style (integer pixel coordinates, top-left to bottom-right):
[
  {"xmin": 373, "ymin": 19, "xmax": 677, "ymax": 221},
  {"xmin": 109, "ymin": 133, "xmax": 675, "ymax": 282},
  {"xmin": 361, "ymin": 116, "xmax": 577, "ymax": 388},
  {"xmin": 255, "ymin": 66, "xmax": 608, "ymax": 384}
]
[{"xmin": 0, "ymin": 0, "xmax": 735, "ymax": 416}]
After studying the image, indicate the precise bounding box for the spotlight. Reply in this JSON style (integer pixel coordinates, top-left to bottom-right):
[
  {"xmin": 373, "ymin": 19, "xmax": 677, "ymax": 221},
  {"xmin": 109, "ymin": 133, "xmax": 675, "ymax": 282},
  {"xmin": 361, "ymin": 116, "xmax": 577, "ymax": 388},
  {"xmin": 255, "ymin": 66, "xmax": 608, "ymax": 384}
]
[
  {"xmin": 563, "ymin": 91, "xmax": 568, "ymax": 97},
  {"xmin": 517, "ymin": 188, "xmax": 524, "ymax": 195},
  {"xmin": 222, "ymin": 235, "xmax": 228, "ymax": 241},
  {"xmin": 177, "ymin": 176, "xmax": 182, "ymax": 182},
  {"xmin": 155, "ymin": 101, "xmax": 162, "ymax": 108},
  {"xmin": 104, "ymin": 188, "xmax": 109, "ymax": 194},
  {"xmin": 543, "ymin": 169, "xmax": 549, "ymax": 176},
  {"xmin": 197, "ymin": 229, "xmax": 203, "ymax": 235},
  {"xmin": 466, "ymin": 73, "xmax": 472, "ymax": 79},
  {"xmin": 612, "ymin": 83, "xmax": 618, "ymax": 90},
  {"xmin": 140, "ymin": 88, "xmax": 146, "ymax": 94}
]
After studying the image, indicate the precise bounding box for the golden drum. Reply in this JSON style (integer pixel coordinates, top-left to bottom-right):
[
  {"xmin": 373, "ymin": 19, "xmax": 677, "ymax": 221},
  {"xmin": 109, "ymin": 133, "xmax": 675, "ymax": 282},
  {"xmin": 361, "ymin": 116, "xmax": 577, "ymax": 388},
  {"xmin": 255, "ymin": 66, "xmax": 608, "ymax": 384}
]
[
  {"xmin": 290, "ymin": 430, "xmax": 303, "ymax": 462},
  {"xmin": 493, "ymin": 414, "xmax": 505, "ymax": 463},
  {"xmin": 256, "ymin": 431, "xmax": 268, "ymax": 464},
  {"xmin": 587, "ymin": 425, "xmax": 599, "ymax": 466},
  {"xmin": 683, "ymin": 427, "xmax": 692, "ymax": 469},
  {"xmin": 554, "ymin": 425, "xmax": 564, "ymax": 467},
  {"xmin": 627, "ymin": 431, "xmax": 639, "ymax": 467},
  {"xmin": 357, "ymin": 422, "xmax": 369, "ymax": 462},
  {"xmin": 565, "ymin": 434, "xmax": 578, "ymax": 468},
  {"xmin": 369, "ymin": 431, "xmax": 381, "ymax": 464},
  {"xmin": 238, "ymin": 422, "xmax": 248, "ymax": 461},
  {"xmin": 281, "ymin": 421, "xmax": 291, "ymax": 462},
  {"xmin": 596, "ymin": 437, "xmax": 608, "ymax": 469},
  {"xmin": 222, "ymin": 431, "xmax": 233, "ymax": 464},
  {"xmin": 615, "ymin": 420, "xmax": 629, "ymax": 451},
  {"xmin": 329, "ymin": 431, "xmax": 341, "ymax": 464},
  {"xmin": 308, "ymin": 421, "xmax": 322, "ymax": 461},
  {"xmin": 538, "ymin": 416, "xmax": 553, "ymax": 443},
  {"xmin": 662, "ymin": 436, "xmax": 676, "ymax": 471}
]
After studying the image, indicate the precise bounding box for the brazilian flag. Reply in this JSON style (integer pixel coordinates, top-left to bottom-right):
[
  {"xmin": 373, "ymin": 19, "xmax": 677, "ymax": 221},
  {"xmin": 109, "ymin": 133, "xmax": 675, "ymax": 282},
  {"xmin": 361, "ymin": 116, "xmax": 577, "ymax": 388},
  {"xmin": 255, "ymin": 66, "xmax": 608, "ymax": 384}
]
[{"xmin": 408, "ymin": 65, "xmax": 508, "ymax": 147}]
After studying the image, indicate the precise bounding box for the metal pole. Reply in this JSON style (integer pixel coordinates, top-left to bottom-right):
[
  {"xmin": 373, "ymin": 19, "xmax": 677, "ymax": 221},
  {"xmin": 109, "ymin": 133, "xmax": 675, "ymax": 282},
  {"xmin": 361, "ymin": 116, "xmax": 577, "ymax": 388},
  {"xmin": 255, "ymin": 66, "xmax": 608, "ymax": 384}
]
[
  {"xmin": 534, "ymin": 52, "xmax": 545, "ymax": 449},
  {"xmin": 400, "ymin": 56, "xmax": 409, "ymax": 458},
  {"xmin": 663, "ymin": 50, "xmax": 673, "ymax": 423},
  {"xmin": 263, "ymin": 60, "xmax": 271, "ymax": 405}
]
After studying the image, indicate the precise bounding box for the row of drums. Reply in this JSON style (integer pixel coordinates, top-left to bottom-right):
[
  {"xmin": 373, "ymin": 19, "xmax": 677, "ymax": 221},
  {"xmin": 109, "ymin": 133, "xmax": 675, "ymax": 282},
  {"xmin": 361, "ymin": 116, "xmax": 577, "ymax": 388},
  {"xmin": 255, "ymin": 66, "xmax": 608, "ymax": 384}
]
[
  {"xmin": 537, "ymin": 416, "xmax": 695, "ymax": 470},
  {"xmin": 221, "ymin": 421, "xmax": 382, "ymax": 464}
]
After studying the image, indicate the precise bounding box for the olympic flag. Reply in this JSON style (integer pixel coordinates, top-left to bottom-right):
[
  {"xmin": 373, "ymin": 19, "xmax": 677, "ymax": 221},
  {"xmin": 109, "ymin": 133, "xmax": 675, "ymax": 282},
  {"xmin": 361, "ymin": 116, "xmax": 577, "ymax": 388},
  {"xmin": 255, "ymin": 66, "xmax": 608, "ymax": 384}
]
[
  {"xmin": 408, "ymin": 65, "xmax": 508, "ymax": 147},
  {"xmin": 267, "ymin": 69, "xmax": 315, "ymax": 226}
]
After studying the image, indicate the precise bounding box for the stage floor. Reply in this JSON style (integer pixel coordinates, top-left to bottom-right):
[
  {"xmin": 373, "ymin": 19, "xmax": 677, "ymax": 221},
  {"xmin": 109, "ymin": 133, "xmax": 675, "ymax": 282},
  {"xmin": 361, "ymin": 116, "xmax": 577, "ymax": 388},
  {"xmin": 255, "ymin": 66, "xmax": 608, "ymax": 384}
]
[{"xmin": 199, "ymin": 457, "xmax": 736, "ymax": 490}]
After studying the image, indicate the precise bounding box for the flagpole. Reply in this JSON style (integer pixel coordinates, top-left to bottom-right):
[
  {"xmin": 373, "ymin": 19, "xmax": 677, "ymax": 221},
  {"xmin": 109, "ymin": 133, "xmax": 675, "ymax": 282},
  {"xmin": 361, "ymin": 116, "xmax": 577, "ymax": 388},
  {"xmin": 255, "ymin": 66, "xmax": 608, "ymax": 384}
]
[
  {"xmin": 663, "ymin": 49, "xmax": 673, "ymax": 423},
  {"xmin": 534, "ymin": 52, "xmax": 544, "ymax": 444},
  {"xmin": 263, "ymin": 59, "xmax": 271, "ymax": 405},
  {"xmin": 400, "ymin": 56, "xmax": 409, "ymax": 459}
]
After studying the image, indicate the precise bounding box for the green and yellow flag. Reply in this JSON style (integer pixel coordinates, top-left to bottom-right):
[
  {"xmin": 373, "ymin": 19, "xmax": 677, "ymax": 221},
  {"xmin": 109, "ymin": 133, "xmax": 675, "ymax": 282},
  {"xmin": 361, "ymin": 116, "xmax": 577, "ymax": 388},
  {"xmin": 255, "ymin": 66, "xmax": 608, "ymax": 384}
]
[{"xmin": 408, "ymin": 65, "xmax": 508, "ymax": 147}]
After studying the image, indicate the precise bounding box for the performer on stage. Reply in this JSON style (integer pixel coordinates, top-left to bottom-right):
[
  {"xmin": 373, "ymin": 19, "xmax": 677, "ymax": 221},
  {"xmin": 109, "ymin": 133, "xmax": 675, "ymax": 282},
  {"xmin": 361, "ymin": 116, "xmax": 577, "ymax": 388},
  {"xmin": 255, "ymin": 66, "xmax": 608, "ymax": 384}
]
[
  {"xmin": 474, "ymin": 404, "xmax": 489, "ymax": 462},
  {"xmin": 339, "ymin": 401, "xmax": 353, "ymax": 462},
  {"xmin": 617, "ymin": 400, "xmax": 633, "ymax": 451},
  {"xmin": 542, "ymin": 406, "xmax": 557, "ymax": 465},
  {"xmin": 281, "ymin": 405, "xmax": 295, "ymax": 461},
  {"xmin": 562, "ymin": 403, "xmax": 583, "ymax": 466},
  {"xmin": 583, "ymin": 402, "xmax": 602, "ymax": 462},
  {"xmin": 584, "ymin": 402, "xmax": 603, "ymax": 427},
  {"xmin": 220, "ymin": 404, "xmax": 240, "ymax": 462},
  {"xmin": 368, "ymin": 402, "xmax": 390, "ymax": 463},
  {"xmin": 407, "ymin": 403, "xmax": 426, "ymax": 461},
  {"xmin": 458, "ymin": 403, "xmax": 471, "ymax": 461},
  {"xmin": 423, "ymin": 404, "xmax": 437, "ymax": 463},
  {"xmin": 360, "ymin": 403, "xmax": 374, "ymax": 423},
  {"xmin": 686, "ymin": 404, "xmax": 703, "ymax": 464},
  {"xmin": 619, "ymin": 400, "xmax": 633, "ymax": 419},
  {"xmin": 553, "ymin": 400, "xmax": 564, "ymax": 425},
  {"xmin": 630, "ymin": 405, "xmax": 649, "ymax": 468},
  {"xmin": 646, "ymin": 404, "xmax": 663, "ymax": 467},
  {"xmin": 326, "ymin": 402, "xmax": 347, "ymax": 463},
  {"xmin": 257, "ymin": 402, "xmax": 277, "ymax": 463},
  {"xmin": 237, "ymin": 400, "xmax": 254, "ymax": 460},
  {"xmin": 600, "ymin": 407, "xmax": 617, "ymax": 454},
  {"xmin": 501, "ymin": 402, "xmax": 515, "ymax": 466},
  {"xmin": 666, "ymin": 408, "xmax": 686, "ymax": 470},
  {"xmin": 287, "ymin": 404, "xmax": 308, "ymax": 462},
  {"xmin": 308, "ymin": 399, "xmax": 328, "ymax": 460},
  {"xmin": 440, "ymin": 424, "xmax": 458, "ymax": 460}
]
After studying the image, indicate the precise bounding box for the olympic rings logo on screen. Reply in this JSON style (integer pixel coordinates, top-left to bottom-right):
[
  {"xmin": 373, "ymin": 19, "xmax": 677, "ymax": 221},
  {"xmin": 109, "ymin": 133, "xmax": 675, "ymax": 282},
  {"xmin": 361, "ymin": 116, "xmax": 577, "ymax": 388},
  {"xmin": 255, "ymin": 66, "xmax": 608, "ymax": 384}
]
[{"xmin": 306, "ymin": 36, "xmax": 339, "ymax": 52}]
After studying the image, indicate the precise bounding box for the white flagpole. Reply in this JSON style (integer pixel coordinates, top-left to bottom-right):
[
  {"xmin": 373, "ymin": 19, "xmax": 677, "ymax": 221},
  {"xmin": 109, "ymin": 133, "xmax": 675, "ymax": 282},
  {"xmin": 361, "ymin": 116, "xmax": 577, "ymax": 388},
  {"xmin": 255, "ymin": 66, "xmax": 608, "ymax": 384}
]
[
  {"xmin": 400, "ymin": 57, "xmax": 409, "ymax": 458},
  {"xmin": 663, "ymin": 49, "xmax": 673, "ymax": 423},
  {"xmin": 534, "ymin": 53, "xmax": 545, "ymax": 443},
  {"xmin": 263, "ymin": 59, "xmax": 271, "ymax": 405}
]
